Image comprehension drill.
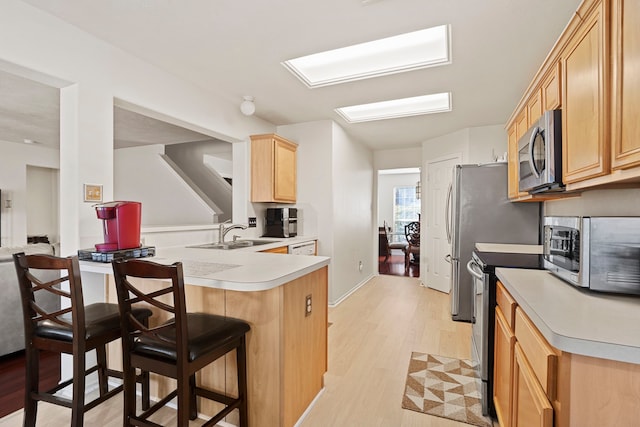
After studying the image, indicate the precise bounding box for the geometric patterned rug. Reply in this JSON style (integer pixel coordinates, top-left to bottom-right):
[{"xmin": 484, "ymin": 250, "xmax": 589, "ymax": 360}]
[{"xmin": 402, "ymin": 352, "xmax": 493, "ymax": 427}]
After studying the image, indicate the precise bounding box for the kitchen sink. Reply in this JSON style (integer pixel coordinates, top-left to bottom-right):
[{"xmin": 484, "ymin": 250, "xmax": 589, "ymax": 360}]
[{"xmin": 187, "ymin": 239, "xmax": 276, "ymax": 250}]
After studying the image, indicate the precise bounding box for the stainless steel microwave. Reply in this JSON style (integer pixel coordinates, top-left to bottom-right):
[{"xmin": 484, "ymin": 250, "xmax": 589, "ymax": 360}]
[
  {"xmin": 518, "ymin": 109, "xmax": 563, "ymax": 193},
  {"xmin": 543, "ymin": 216, "xmax": 640, "ymax": 295}
]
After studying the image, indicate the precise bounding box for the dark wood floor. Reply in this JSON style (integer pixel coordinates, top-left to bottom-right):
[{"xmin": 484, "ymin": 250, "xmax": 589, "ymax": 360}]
[
  {"xmin": 378, "ymin": 251, "xmax": 420, "ymax": 277},
  {"xmin": 0, "ymin": 350, "xmax": 61, "ymax": 418}
]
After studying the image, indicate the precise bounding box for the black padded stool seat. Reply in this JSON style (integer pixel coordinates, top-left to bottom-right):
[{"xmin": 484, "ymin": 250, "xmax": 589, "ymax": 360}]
[
  {"xmin": 112, "ymin": 258, "xmax": 250, "ymax": 427},
  {"xmin": 135, "ymin": 313, "xmax": 250, "ymax": 362},
  {"xmin": 36, "ymin": 303, "xmax": 152, "ymax": 342},
  {"xmin": 13, "ymin": 252, "xmax": 151, "ymax": 427}
]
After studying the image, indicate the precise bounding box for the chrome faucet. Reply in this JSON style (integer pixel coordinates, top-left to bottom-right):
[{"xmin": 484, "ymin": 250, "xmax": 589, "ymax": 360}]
[{"xmin": 218, "ymin": 222, "xmax": 248, "ymax": 244}]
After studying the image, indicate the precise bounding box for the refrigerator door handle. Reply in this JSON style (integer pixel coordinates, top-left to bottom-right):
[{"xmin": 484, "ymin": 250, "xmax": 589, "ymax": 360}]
[{"xmin": 445, "ymin": 182, "xmax": 453, "ymax": 244}]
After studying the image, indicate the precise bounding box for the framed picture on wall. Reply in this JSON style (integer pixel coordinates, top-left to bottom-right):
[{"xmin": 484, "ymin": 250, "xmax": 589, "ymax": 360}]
[{"xmin": 83, "ymin": 184, "xmax": 103, "ymax": 203}]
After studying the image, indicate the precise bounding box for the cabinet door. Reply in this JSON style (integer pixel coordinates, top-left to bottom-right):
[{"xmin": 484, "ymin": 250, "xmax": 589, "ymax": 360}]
[
  {"xmin": 527, "ymin": 89, "xmax": 543, "ymax": 126},
  {"xmin": 542, "ymin": 62, "xmax": 561, "ymax": 111},
  {"xmin": 515, "ymin": 109, "xmax": 528, "ymax": 140},
  {"xmin": 511, "ymin": 343, "xmax": 554, "ymax": 427},
  {"xmin": 611, "ymin": 0, "xmax": 640, "ymax": 169},
  {"xmin": 261, "ymin": 246, "xmax": 289, "ymax": 254},
  {"xmin": 273, "ymin": 139, "xmax": 297, "ymax": 202},
  {"xmin": 561, "ymin": 0, "xmax": 609, "ymax": 184},
  {"xmin": 507, "ymin": 124, "xmax": 520, "ymax": 200},
  {"xmin": 494, "ymin": 307, "xmax": 516, "ymax": 427}
]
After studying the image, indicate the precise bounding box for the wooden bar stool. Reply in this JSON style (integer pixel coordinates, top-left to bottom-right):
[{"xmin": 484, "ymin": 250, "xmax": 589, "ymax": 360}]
[
  {"xmin": 13, "ymin": 252, "xmax": 151, "ymax": 427},
  {"xmin": 111, "ymin": 258, "xmax": 250, "ymax": 427}
]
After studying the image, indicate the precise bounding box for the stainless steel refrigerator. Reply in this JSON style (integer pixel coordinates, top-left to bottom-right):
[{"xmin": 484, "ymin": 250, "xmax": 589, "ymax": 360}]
[{"xmin": 446, "ymin": 163, "xmax": 541, "ymax": 322}]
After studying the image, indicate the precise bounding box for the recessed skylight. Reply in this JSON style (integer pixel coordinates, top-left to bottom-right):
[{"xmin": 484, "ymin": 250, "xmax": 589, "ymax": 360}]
[
  {"xmin": 335, "ymin": 93, "xmax": 452, "ymax": 123},
  {"xmin": 282, "ymin": 25, "xmax": 451, "ymax": 88}
]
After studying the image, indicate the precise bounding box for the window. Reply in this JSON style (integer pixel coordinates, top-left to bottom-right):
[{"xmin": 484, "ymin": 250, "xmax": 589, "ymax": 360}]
[{"xmin": 392, "ymin": 186, "xmax": 420, "ymax": 243}]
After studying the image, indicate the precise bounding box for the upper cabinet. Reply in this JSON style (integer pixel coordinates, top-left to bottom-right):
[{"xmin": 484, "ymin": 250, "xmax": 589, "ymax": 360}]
[
  {"xmin": 507, "ymin": 0, "xmax": 640, "ymax": 195},
  {"xmin": 611, "ymin": 0, "xmax": 640, "ymax": 170},
  {"xmin": 562, "ymin": 0, "xmax": 609, "ymax": 184},
  {"xmin": 251, "ymin": 134, "xmax": 298, "ymax": 203}
]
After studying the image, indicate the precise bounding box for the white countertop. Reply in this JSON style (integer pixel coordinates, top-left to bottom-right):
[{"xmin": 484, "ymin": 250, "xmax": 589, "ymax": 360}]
[
  {"xmin": 496, "ymin": 267, "xmax": 640, "ymax": 364},
  {"xmin": 80, "ymin": 237, "xmax": 329, "ymax": 292},
  {"xmin": 475, "ymin": 243, "xmax": 543, "ymax": 254}
]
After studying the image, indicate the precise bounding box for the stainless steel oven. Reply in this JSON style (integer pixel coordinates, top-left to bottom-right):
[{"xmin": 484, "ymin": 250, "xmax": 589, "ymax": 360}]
[
  {"xmin": 467, "ymin": 250, "xmax": 542, "ymax": 416},
  {"xmin": 518, "ymin": 109, "xmax": 563, "ymax": 193}
]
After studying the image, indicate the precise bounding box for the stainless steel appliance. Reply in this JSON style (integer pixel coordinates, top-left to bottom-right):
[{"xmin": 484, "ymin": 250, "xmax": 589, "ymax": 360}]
[
  {"xmin": 446, "ymin": 163, "xmax": 541, "ymax": 322},
  {"xmin": 263, "ymin": 207, "xmax": 298, "ymax": 238},
  {"xmin": 518, "ymin": 109, "xmax": 563, "ymax": 193},
  {"xmin": 467, "ymin": 250, "xmax": 542, "ymax": 416},
  {"xmin": 543, "ymin": 216, "xmax": 640, "ymax": 295}
]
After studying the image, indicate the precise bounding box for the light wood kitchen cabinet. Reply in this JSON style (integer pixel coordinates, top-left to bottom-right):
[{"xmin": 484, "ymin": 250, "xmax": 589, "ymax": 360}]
[
  {"xmin": 494, "ymin": 283, "xmax": 556, "ymax": 427},
  {"xmin": 507, "ymin": 125, "xmax": 520, "ymax": 200},
  {"xmin": 494, "ymin": 307, "xmax": 516, "ymax": 427},
  {"xmin": 261, "ymin": 245, "xmax": 289, "ymax": 254},
  {"xmin": 251, "ymin": 133, "xmax": 297, "ymax": 203},
  {"xmin": 611, "ymin": 0, "xmax": 640, "ymax": 170},
  {"xmin": 527, "ymin": 89, "xmax": 543, "ymax": 125},
  {"xmin": 512, "ymin": 343, "xmax": 554, "ymax": 427},
  {"xmin": 561, "ymin": 0, "xmax": 609, "ymax": 184},
  {"xmin": 542, "ymin": 62, "xmax": 561, "ymax": 111}
]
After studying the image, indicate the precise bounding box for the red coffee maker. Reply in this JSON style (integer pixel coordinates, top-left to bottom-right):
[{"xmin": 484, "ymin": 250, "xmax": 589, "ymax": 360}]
[{"xmin": 94, "ymin": 201, "xmax": 141, "ymax": 252}]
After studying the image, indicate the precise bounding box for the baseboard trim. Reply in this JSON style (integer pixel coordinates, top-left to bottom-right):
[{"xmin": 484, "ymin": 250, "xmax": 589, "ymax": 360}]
[
  {"xmin": 328, "ymin": 275, "xmax": 373, "ymax": 308},
  {"xmin": 294, "ymin": 387, "xmax": 325, "ymax": 427}
]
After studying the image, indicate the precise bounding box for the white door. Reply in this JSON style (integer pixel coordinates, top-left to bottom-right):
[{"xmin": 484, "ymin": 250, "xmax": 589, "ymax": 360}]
[{"xmin": 425, "ymin": 154, "xmax": 461, "ymax": 293}]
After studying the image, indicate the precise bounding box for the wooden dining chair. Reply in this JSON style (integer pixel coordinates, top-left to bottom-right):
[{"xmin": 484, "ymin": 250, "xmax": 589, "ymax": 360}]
[
  {"xmin": 111, "ymin": 258, "xmax": 250, "ymax": 427},
  {"xmin": 13, "ymin": 252, "xmax": 151, "ymax": 427},
  {"xmin": 404, "ymin": 221, "xmax": 421, "ymax": 272}
]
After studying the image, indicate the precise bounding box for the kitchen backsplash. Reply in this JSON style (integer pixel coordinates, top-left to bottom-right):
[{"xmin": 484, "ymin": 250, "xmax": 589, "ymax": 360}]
[{"xmin": 544, "ymin": 188, "xmax": 640, "ymax": 217}]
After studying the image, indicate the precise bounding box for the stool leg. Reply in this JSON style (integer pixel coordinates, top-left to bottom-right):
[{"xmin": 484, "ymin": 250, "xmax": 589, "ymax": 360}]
[
  {"xmin": 123, "ymin": 365, "xmax": 137, "ymax": 427},
  {"xmin": 189, "ymin": 374, "xmax": 197, "ymax": 420},
  {"xmin": 23, "ymin": 347, "xmax": 39, "ymax": 427},
  {"xmin": 140, "ymin": 368, "xmax": 150, "ymax": 410},
  {"xmin": 177, "ymin": 371, "xmax": 191, "ymax": 426},
  {"xmin": 96, "ymin": 345, "xmax": 109, "ymax": 395},
  {"xmin": 237, "ymin": 337, "xmax": 248, "ymax": 427},
  {"xmin": 71, "ymin": 350, "xmax": 86, "ymax": 427}
]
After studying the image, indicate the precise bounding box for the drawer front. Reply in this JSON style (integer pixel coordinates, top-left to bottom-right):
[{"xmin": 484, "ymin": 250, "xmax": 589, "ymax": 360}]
[
  {"xmin": 514, "ymin": 307, "xmax": 557, "ymax": 399},
  {"xmin": 497, "ymin": 281, "xmax": 517, "ymax": 329}
]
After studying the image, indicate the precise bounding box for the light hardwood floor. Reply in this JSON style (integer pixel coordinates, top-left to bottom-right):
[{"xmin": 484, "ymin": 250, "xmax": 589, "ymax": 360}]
[{"xmin": 0, "ymin": 274, "xmax": 475, "ymax": 427}]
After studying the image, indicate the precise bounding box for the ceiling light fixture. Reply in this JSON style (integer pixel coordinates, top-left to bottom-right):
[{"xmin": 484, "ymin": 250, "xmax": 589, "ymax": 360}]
[
  {"xmin": 240, "ymin": 96, "xmax": 255, "ymax": 116},
  {"xmin": 282, "ymin": 24, "xmax": 451, "ymax": 88},
  {"xmin": 335, "ymin": 92, "xmax": 452, "ymax": 123}
]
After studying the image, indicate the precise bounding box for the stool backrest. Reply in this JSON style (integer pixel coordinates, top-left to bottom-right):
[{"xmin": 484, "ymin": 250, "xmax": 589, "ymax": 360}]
[
  {"xmin": 111, "ymin": 259, "xmax": 189, "ymax": 362},
  {"xmin": 13, "ymin": 253, "xmax": 85, "ymax": 345}
]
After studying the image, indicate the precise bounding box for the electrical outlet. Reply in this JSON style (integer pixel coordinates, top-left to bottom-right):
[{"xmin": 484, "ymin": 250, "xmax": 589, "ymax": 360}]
[
  {"xmin": 305, "ymin": 294, "xmax": 312, "ymax": 316},
  {"xmin": 248, "ymin": 217, "xmax": 257, "ymax": 227}
]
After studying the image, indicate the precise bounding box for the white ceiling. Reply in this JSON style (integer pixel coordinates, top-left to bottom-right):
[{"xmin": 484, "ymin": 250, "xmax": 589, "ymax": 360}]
[{"xmin": 5, "ymin": 0, "xmax": 581, "ymax": 151}]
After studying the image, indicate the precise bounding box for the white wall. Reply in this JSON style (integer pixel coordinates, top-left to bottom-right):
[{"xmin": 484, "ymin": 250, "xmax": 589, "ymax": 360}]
[
  {"xmin": 26, "ymin": 165, "xmax": 59, "ymax": 243},
  {"xmin": 278, "ymin": 120, "xmax": 374, "ymax": 305},
  {"xmin": 544, "ymin": 188, "xmax": 640, "ymax": 216},
  {"xmin": 0, "ymin": 140, "xmax": 59, "ymax": 247},
  {"xmin": 374, "ymin": 147, "xmax": 422, "ymax": 170},
  {"xmin": 0, "ymin": 0, "xmax": 274, "ymax": 255},
  {"xmin": 330, "ymin": 123, "xmax": 374, "ymax": 304},
  {"xmin": 114, "ymin": 145, "xmax": 215, "ymax": 226}
]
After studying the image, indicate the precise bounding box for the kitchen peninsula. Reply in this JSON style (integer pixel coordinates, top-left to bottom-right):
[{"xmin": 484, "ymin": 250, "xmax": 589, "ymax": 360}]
[{"xmin": 80, "ymin": 244, "xmax": 330, "ymax": 427}]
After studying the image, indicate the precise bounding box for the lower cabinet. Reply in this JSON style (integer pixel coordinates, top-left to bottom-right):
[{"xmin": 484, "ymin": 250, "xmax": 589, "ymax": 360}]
[
  {"xmin": 494, "ymin": 308, "xmax": 515, "ymax": 427},
  {"xmin": 512, "ymin": 343, "xmax": 554, "ymax": 427},
  {"xmin": 494, "ymin": 282, "xmax": 556, "ymax": 427}
]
